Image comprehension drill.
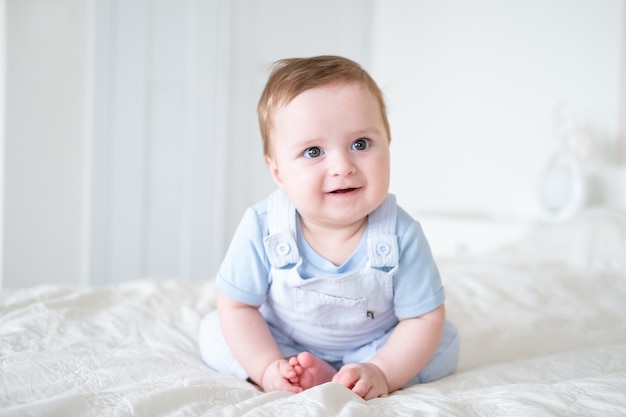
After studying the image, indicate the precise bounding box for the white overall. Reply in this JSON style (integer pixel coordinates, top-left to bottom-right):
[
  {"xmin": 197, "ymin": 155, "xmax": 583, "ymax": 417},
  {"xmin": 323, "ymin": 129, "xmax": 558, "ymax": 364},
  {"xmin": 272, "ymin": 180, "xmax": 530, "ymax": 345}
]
[
  {"xmin": 199, "ymin": 190, "xmax": 459, "ymax": 384},
  {"xmin": 259, "ymin": 190, "xmax": 401, "ymax": 353}
]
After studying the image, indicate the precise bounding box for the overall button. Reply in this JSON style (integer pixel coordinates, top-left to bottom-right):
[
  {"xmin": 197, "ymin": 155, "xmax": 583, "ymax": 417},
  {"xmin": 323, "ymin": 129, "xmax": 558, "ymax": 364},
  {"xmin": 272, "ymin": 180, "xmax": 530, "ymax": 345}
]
[
  {"xmin": 376, "ymin": 242, "xmax": 391, "ymax": 256},
  {"xmin": 276, "ymin": 242, "xmax": 291, "ymax": 256}
]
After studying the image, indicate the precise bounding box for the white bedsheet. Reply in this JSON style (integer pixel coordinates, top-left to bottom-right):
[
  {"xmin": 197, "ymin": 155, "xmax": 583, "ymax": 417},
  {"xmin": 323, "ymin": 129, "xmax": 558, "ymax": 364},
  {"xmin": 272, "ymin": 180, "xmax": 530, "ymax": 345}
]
[{"xmin": 1, "ymin": 208, "xmax": 625, "ymax": 416}]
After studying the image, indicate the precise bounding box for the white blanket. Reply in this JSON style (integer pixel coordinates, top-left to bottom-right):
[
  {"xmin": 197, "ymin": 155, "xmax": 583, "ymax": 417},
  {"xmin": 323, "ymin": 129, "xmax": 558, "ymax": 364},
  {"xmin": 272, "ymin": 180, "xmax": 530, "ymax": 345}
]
[{"xmin": 2, "ymin": 208, "xmax": 625, "ymax": 416}]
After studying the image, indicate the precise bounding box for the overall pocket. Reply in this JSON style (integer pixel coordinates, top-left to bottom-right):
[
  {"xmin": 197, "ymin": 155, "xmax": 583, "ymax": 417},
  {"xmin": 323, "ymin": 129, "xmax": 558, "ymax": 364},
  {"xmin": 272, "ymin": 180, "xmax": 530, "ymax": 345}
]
[{"xmin": 293, "ymin": 288, "xmax": 368, "ymax": 330}]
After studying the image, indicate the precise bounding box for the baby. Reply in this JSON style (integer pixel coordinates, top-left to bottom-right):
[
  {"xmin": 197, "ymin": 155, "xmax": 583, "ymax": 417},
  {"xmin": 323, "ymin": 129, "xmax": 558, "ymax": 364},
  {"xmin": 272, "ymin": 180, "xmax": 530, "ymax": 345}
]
[{"xmin": 199, "ymin": 55, "xmax": 459, "ymax": 399}]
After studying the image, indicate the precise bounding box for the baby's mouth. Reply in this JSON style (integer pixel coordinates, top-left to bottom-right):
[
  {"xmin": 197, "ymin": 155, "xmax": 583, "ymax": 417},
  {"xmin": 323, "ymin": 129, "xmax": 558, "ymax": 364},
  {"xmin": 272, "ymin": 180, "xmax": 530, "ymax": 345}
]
[{"xmin": 330, "ymin": 187, "xmax": 358, "ymax": 194}]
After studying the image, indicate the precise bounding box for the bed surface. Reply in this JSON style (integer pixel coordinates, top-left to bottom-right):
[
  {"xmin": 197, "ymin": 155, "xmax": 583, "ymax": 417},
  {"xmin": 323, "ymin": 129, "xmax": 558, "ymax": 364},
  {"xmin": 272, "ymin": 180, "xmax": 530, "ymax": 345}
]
[{"xmin": 2, "ymin": 208, "xmax": 625, "ymax": 416}]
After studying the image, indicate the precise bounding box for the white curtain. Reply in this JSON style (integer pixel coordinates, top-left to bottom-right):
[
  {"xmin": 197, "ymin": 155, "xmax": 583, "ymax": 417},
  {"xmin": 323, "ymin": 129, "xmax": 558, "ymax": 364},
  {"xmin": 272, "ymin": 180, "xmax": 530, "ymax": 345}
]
[{"xmin": 84, "ymin": 0, "xmax": 373, "ymax": 284}]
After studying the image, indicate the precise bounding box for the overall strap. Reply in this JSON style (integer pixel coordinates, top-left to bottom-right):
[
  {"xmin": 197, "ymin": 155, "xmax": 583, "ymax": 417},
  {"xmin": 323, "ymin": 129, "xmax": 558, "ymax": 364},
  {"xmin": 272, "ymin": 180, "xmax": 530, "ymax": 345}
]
[
  {"xmin": 367, "ymin": 194, "xmax": 399, "ymax": 268},
  {"xmin": 263, "ymin": 189, "xmax": 300, "ymax": 267}
]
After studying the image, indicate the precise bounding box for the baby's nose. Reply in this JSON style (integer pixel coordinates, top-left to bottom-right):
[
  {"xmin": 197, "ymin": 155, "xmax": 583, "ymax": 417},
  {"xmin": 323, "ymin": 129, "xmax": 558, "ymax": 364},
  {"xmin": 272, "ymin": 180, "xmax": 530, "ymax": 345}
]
[{"xmin": 329, "ymin": 152, "xmax": 356, "ymax": 176}]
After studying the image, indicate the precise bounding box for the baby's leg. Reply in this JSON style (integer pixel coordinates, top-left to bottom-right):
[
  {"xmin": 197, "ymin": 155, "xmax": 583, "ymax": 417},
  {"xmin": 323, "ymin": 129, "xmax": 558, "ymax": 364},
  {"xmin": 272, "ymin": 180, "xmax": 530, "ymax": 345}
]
[
  {"xmin": 407, "ymin": 319, "xmax": 460, "ymax": 385},
  {"xmin": 198, "ymin": 311, "xmax": 248, "ymax": 379},
  {"xmin": 288, "ymin": 352, "xmax": 337, "ymax": 390}
]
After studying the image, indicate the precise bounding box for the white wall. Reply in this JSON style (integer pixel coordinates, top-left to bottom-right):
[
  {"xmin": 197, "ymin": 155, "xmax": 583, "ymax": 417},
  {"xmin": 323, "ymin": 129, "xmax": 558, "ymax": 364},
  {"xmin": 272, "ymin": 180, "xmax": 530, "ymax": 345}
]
[
  {"xmin": 2, "ymin": 1, "xmax": 625, "ymax": 289},
  {"xmin": 373, "ymin": 0, "xmax": 625, "ymax": 219},
  {"xmin": 621, "ymin": 3, "xmax": 626, "ymax": 165},
  {"xmin": 0, "ymin": 0, "xmax": 5, "ymax": 289},
  {"xmin": 3, "ymin": 0, "xmax": 86, "ymax": 288}
]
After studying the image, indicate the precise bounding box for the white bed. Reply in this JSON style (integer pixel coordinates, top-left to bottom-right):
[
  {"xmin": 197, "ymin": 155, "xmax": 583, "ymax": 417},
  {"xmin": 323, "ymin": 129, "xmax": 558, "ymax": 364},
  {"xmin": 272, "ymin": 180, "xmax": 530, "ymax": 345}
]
[{"xmin": 2, "ymin": 207, "xmax": 625, "ymax": 417}]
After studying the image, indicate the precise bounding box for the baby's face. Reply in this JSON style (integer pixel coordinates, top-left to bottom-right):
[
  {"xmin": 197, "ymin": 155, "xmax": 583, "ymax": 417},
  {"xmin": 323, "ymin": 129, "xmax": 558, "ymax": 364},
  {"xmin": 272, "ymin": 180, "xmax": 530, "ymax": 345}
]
[{"xmin": 266, "ymin": 83, "xmax": 390, "ymax": 230}]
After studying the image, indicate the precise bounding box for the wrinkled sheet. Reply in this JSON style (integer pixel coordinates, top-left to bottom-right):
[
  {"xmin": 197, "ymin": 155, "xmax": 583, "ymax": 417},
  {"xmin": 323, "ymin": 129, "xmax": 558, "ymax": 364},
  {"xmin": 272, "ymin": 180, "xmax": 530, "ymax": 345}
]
[{"xmin": 1, "ymin": 208, "xmax": 626, "ymax": 416}]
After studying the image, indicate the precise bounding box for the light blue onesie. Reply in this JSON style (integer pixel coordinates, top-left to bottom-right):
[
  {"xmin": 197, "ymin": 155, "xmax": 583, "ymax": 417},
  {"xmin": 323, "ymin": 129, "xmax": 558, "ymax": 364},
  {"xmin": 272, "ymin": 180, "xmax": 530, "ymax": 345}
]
[{"xmin": 199, "ymin": 189, "xmax": 459, "ymax": 386}]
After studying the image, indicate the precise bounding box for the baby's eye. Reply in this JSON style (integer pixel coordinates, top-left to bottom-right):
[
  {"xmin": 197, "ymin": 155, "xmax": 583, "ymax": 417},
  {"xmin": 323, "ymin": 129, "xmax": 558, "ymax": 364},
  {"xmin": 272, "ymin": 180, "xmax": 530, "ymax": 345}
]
[
  {"xmin": 352, "ymin": 138, "xmax": 370, "ymax": 151},
  {"xmin": 303, "ymin": 146, "xmax": 324, "ymax": 158}
]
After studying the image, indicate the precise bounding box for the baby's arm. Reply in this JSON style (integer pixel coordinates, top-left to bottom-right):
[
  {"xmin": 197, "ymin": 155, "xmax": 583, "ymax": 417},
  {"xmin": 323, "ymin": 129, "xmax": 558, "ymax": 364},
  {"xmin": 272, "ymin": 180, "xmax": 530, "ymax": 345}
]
[
  {"xmin": 333, "ymin": 304, "xmax": 446, "ymax": 399},
  {"xmin": 217, "ymin": 290, "xmax": 302, "ymax": 393}
]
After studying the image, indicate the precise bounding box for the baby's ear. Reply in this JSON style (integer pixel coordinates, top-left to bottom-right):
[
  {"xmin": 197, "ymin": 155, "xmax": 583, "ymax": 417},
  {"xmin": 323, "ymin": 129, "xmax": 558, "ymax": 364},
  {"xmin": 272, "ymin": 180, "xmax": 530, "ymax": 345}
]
[{"xmin": 265, "ymin": 155, "xmax": 283, "ymax": 187}]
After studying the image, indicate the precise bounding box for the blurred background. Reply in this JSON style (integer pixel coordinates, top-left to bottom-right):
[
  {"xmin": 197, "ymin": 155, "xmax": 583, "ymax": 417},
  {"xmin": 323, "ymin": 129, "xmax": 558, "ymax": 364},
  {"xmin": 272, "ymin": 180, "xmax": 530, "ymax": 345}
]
[{"xmin": 1, "ymin": 0, "xmax": 625, "ymax": 289}]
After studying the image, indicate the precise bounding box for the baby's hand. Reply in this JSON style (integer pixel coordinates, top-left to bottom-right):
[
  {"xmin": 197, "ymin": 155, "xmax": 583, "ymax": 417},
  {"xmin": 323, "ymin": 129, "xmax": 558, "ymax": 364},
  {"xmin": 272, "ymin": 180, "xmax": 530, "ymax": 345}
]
[
  {"xmin": 261, "ymin": 359, "xmax": 303, "ymax": 394},
  {"xmin": 332, "ymin": 362, "xmax": 390, "ymax": 400}
]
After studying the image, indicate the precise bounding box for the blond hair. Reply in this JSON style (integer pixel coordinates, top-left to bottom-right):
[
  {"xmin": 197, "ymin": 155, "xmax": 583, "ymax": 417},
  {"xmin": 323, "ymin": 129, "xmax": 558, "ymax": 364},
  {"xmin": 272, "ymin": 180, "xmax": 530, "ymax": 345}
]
[{"xmin": 258, "ymin": 55, "xmax": 391, "ymax": 157}]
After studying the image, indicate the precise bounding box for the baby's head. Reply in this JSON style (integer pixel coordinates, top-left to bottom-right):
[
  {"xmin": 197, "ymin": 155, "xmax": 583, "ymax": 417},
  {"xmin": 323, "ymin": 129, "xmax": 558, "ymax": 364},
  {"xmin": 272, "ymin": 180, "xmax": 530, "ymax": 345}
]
[{"xmin": 258, "ymin": 55, "xmax": 390, "ymax": 158}]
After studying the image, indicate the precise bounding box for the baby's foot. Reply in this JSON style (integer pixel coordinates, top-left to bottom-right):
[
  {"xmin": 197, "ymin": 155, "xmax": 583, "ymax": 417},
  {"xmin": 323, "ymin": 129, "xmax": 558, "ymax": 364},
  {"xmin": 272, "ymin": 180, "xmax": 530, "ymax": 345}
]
[{"xmin": 288, "ymin": 352, "xmax": 337, "ymax": 390}]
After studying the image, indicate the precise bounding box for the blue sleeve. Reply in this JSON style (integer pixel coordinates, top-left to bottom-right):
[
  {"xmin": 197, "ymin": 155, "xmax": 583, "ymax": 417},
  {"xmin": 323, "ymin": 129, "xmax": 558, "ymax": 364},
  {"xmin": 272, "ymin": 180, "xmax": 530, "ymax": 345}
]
[
  {"xmin": 393, "ymin": 208, "xmax": 445, "ymax": 319},
  {"xmin": 215, "ymin": 202, "xmax": 272, "ymax": 306}
]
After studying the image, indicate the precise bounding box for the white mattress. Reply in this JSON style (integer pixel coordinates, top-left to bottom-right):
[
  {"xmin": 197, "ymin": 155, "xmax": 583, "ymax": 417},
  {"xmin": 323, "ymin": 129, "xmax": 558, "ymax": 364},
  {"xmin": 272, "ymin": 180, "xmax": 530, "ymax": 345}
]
[{"xmin": 2, "ymin": 208, "xmax": 625, "ymax": 416}]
